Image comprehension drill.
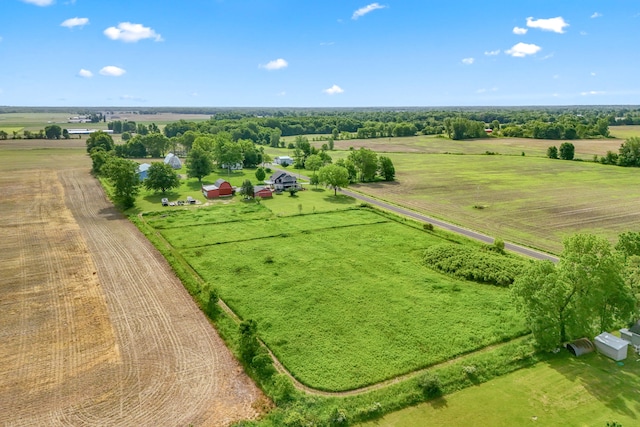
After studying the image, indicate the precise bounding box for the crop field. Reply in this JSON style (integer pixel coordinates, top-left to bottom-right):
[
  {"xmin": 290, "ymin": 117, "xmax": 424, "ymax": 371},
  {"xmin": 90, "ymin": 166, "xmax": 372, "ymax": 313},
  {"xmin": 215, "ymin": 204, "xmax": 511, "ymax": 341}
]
[
  {"xmin": 322, "ymin": 135, "xmax": 625, "ymax": 160},
  {"xmin": 361, "ymin": 351, "xmax": 640, "ymax": 427},
  {"xmin": 146, "ymin": 206, "xmax": 528, "ymax": 391},
  {"xmin": 0, "ymin": 112, "xmax": 212, "ymax": 133},
  {"xmin": 350, "ymin": 153, "xmax": 640, "ymax": 254},
  {"xmin": 0, "ymin": 147, "xmax": 264, "ymax": 425}
]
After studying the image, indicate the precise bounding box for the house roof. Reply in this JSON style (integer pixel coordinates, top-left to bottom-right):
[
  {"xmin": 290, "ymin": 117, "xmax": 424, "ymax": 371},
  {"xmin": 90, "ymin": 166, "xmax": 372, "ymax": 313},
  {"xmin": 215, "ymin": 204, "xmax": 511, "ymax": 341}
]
[
  {"xmin": 275, "ymin": 156, "xmax": 293, "ymax": 161},
  {"xmin": 137, "ymin": 163, "xmax": 151, "ymax": 173},
  {"xmin": 254, "ymin": 186, "xmax": 271, "ymax": 192},
  {"xmin": 202, "ymin": 184, "xmax": 218, "ymax": 191},
  {"xmin": 595, "ymin": 332, "xmax": 629, "ymax": 350},
  {"xmin": 214, "ymin": 178, "xmax": 228, "ymax": 187},
  {"xmin": 268, "ymin": 171, "xmax": 296, "ymax": 182}
]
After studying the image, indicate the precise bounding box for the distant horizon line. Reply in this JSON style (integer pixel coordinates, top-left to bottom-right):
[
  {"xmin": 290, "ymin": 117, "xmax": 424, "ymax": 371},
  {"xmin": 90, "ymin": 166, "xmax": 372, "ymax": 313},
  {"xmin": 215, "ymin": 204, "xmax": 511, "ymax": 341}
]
[{"xmin": 2, "ymin": 104, "xmax": 639, "ymax": 111}]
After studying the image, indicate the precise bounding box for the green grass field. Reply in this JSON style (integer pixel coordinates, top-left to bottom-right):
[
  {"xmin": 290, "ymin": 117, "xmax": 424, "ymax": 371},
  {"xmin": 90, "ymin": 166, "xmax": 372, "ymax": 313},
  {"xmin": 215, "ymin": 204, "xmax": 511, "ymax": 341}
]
[
  {"xmin": 145, "ymin": 206, "xmax": 528, "ymax": 391},
  {"xmin": 360, "ymin": 350, "xmax": 640, "ymax": 427}
]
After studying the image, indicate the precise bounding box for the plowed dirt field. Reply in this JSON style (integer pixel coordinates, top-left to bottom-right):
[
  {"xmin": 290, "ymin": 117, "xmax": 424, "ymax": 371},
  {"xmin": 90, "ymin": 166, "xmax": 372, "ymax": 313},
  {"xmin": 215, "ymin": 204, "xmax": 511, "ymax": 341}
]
[{"xmin": 0, "ymin": 154, "xmax": 265, "ymax": 426}]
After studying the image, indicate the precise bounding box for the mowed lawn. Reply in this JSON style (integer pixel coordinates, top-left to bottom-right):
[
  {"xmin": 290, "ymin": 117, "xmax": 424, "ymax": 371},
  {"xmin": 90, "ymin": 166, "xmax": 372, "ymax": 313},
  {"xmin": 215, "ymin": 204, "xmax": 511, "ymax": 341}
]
[
  {"xmin": 352, "ymin": 153, "xmax": 640, "ymax": 254},
  {"xmin": 360, "ymin": 351, "xmax": 640, "ymax": 427},
  {"xmin": 157, "ymin": 208, "xmax": 528, "ymax": 391}
]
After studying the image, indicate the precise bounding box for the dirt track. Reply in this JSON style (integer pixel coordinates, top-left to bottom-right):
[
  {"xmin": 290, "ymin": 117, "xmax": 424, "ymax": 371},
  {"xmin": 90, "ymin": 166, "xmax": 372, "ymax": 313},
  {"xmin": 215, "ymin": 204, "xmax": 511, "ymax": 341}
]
[{"xmin": 0, "ymin": 166, "xmax": 265, "ymax": 426}]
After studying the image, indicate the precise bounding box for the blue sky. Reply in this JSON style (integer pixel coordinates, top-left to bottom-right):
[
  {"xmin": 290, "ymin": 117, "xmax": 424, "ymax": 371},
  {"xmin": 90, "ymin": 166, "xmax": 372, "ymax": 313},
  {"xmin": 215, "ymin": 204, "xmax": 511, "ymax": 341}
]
[{"xmin": 1, "ymin": 0, "xmax": 639, "ymax": 107}]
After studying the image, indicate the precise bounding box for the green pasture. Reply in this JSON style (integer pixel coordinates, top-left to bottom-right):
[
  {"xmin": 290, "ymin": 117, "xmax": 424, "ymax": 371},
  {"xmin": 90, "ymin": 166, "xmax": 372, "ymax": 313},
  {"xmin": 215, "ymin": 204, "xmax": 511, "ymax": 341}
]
[
  {"xmin": 352, "ymin": 153, "xmax": 640, "ymax": 254},
  {"xmin": 171, "ymin": 208, "xmax": 527, "ymax": 391},
  {"xmin": 159, "ymin": 208, "xmax": 387, "ymax": 248},
  {"xmin": 609, "ymin": 125, "xmax": 640, "ymax": 140},
  {"xmin": 361, "ymin": 351, "xmax": 640, "ymax": 427}
]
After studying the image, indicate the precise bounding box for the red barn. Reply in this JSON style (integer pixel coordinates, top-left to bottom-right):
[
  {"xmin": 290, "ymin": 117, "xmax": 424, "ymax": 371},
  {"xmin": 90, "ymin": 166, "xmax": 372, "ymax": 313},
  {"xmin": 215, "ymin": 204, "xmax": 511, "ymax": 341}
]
[
  {"xmin": 254, "ymin": 186, "xmax": 273, "ymax": 198},
  {"xmin": 202, "ymin": 179, "xmax": 234, "ymax": 198}
]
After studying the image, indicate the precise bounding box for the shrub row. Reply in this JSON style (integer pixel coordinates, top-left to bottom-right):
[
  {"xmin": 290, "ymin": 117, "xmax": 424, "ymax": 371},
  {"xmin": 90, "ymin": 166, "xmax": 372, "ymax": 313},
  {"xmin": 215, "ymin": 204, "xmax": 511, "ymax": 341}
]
[{"xmin": 424, "ymin": 243, "xmax": 529, "ymax": 286}]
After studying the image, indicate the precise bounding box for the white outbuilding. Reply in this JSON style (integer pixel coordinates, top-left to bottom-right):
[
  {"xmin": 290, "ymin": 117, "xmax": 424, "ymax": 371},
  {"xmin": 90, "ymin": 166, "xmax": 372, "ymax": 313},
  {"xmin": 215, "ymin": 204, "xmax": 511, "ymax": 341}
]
[
  {"xmin": 594, "ymin": 332, "xmax": 628, "ymax": 361},
  {"xmin": 164, "ymin": 153, "xmax": 182, "ymax": 169}
]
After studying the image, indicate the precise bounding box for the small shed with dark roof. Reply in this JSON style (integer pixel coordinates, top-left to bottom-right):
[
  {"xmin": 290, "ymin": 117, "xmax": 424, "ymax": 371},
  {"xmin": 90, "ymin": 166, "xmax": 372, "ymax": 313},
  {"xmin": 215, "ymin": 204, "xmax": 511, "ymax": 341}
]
[
  {"xmin": 566, "ymin": 338, "xmax": 595, "ymax": 357},
  {"xmin": 620, "ymin": 320, "xmax": 640, "ymax": 346}
]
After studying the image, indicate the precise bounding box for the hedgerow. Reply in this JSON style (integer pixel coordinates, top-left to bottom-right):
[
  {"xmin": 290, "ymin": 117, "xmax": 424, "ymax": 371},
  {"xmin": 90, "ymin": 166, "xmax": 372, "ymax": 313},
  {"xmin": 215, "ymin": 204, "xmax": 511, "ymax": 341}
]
[{"xmin": 424, "ymin": 243, "xmax": 530, "ymax": 286}]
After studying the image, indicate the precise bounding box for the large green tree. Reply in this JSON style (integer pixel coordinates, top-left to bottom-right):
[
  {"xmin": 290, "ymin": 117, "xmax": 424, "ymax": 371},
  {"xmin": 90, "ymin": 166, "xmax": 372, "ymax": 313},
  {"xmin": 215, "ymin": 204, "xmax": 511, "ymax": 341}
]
[
  {"xmin": 318, "ymin": 164, "xmax": 350, "ymax": 196},
  {"xmin": 186, "ymin": 147, "xmax": 213, "ymax": 183},
  {"xmin": 617, "ymin": 137, "xmax": 640, "ymax": 167},
  {"xmin": 512, "ymin": 234, "xmax": 636, "ymax": 350},
  {"xmin": 44, "ymin": 124, "xmax": 62, "ymax": 139},
  {"xmin": 103, "ymin": 157, "xmax": 141, "ymax": 209},
  {"xmin": 559, "ymin": 142, "xmax": 575, "ymax": 160},
  {"xmin": 378, "ymin": 156, "xmax": 395, "ymax": 181},
  {"xmin": 144, "ymin": 162, "xmax": 180, "ymax": 193},
  {"xmin": 348, "ymin": 148, "xmax": 378, "ymax": 182},
  {"xmin": 218, "ymin": 141, "xmax": 244, "ymax": 174},
  {"xmin": 86, "ymin": 131, "xmax": 114, "ymax": 153}
]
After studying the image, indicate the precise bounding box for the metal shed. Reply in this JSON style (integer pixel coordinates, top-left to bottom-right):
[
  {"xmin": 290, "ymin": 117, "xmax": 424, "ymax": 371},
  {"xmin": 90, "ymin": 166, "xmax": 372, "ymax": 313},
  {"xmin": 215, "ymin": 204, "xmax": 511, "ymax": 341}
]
[
  {"xmin": 566, "ymin": 338, "xmax": 595, "ymax": 357},
  {"xmin": 594, "ymin": 332, "xmax": 628, "ymax": 361}
]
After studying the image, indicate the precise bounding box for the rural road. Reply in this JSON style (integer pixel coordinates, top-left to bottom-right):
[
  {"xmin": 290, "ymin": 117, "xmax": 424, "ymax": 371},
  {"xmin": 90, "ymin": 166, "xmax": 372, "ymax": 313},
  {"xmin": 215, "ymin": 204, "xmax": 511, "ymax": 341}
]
[{"xmin": 280, "ymin": 168, "xmax": 559, "ymax": 262}]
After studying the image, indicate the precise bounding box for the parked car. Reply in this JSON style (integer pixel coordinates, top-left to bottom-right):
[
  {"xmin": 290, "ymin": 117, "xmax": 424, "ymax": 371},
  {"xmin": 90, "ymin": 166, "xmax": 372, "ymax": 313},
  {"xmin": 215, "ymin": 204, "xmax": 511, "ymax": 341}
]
[
  {"xmin": 161, "ymin": 198, "xmax": 169, "ymax": 206},
  {"xmin": 187, "ymin": 196, "xmax": 196, "ymax": 205}
]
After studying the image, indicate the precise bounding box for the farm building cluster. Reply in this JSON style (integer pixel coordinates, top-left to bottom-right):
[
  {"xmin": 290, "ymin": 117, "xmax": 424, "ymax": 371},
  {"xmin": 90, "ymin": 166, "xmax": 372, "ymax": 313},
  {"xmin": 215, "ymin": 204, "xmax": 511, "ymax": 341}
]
[
  {"xmin": 566, "ymin": 321, "xmax": 640, "ymax": 362},
  {"xmin": 200, "ymin": 171, "xmax": 301, "ymax": 200}
]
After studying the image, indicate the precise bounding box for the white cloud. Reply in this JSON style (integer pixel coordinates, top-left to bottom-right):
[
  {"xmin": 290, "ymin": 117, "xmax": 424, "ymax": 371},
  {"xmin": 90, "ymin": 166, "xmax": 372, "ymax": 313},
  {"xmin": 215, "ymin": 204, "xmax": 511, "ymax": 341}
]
[
  {"xmin": 99, "ymin": 66, "xmax": 126, "ymax": 77},
  {"xmin": 104, "ymin": 22, "xmax": 163, "ymax": 43},
  {"xmin": 590, "ymin": 72, "xmax": 596, "ymax": 76},
  {"xmin": 260, "ymin": 58, "xmax": 288, "ymax": 70},
  {"xmin": 476, "ymin": 88, "xmax": 487, "ymax": 94},
  {"xmin": 513, "ymin": 27, "xmax": 528, "ymax": 35},
  {"xmin": 77, "ymin": 69, "xmax": 93, "ymax": 78},
  {"xmin": 553, "ymin": 74, "xmax": 560, "ymax": 79},
  {"xmin": 484, "ymin": 49, "xmax": 500, "ymax": 56},
  {"xmin": 580, "ymin": 31, "xmax": 588, "ymax": 36},
  {"xmin": 21, "ymin": 0, "xmax": 54, "ymax": 6},
  {"xmin": 591, "ymin": 12, "xmax": 602, "ymax": 19},
  {"xmin": 0, "ymin": 36, "xmax": 3, "ymax": 43},
  {"xmin": 462, "ymin": 57, "xmax": 474, "ymax": 65},
  {"xmin": 581, "ymin": 90, "xmax": 605, "ymax": 96},
  {"xmin": 352, "ymin": 3, "xmax": 386, "ymax": 20},
  {"xmin": 320, "ymin": 41, "xmax": 335, "ymax": 46},
  {"xmin": 505, "ymin": 42, "xmax": 542, "ymax": 57},
  {"xmin": 61, "ymin": 17, "xmax": 89, "ymax": 29},
  {"xmin": 277, "ymin": 91, "xmax": 286, "ymax": 97},
  {"xmin": 526, "ymin": 16, "xmax": 569, "ymax": 34},
  {"xmin": 323, "ymin": 85, "xmax": 344, "ymax": 95}
]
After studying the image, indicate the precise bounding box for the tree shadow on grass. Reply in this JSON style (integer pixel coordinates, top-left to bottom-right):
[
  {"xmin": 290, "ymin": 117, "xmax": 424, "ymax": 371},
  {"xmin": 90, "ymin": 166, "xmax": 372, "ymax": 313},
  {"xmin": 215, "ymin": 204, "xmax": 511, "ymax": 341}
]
[
  {"xmin": 428, "ymin": 396, "xmax": 448, "ymax": 409},
  {"xmin": 549, "ymin": 351, "xmax": 640, "ymax": 419},
  {"xmin": 143, "ymin": 191, "xmax": 181, "ymax": 204},
  {"xmin": 324, "ymin": 194, "xmax": 356, "ymax": 204}
]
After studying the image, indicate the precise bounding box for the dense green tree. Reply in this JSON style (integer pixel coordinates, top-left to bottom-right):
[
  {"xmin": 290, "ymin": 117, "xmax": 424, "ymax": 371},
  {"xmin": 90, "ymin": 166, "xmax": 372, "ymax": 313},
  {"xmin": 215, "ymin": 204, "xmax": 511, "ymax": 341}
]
[
  {"xmin": 305, "ymin": 154, "xmax": 323, "ymax": 174},
  {"xmin": 239, "ymin": 319, "xmax": 260, "ymax": 362},
  {"xmin": 103, "ymin": 157, "xmax": 141, "ymax": 209},
  {"xmin": 144, "ymin": 162, "xmax": 180, "ymax": 193},
  {"xmin": 318, "ymin": 164, "xmax": 350, "ymax": 196},
  {"xmin": 89, "ymin": 147, "xmax": 112, "ymax": 175},
  {"xmin": 181, "ymin": 130, "xmax": 198, "ymax": 153},
  {"xmin": 348, "ymin": 148, "xmax": 378, "ymax": 182},
  {"xmin": 121, "ymin": 131, "xmax": 132, "ymax": 142},
  {"xmin": 547, "ymin": 146, "xmax": 558, "ymax": 159},
  {"xmin": 559, "ymin": 142, "xmax": 575, "ymax": 160},
  {"xmin": 44, "ymin": 124, "xmax": 62, "ymax": 139},
  {"xmin": 0, "ymin": 130, "xmax": 8, "ymax": 140},
  {"xmin": 617, "ymin": 137, "xmax": 640, "ymax": 167},
  {"xmin": 218, "ymin": 141, "xmax": 244, "ymax": 173},
  {"xmin": 255, "ymin": 167, "xmax": 266, "ymax": 182},
  {"xmin": 186, "ymin": 147, "xmax": 213, "ymax": 183},
  {"xmin": 140, "ymin": 133, "xmax": 170, "ymax": 158},
  {"xmin": 335, "ymin": 158, "xmax": 357, "ymax": 183},
  {"xmin": 378, "ymin": 156, "xmax": 395, "ymax": 181},
  {"xmin": 240, "ymin": 179, "xmax": 254, "ymax": 199},
  {"xmin": 86, "ymin": 131, "xmax": 114, "ymax": 153},
  {"xmin": 512, "ymin": 234, "xmax": 636, "ymax": 350}
]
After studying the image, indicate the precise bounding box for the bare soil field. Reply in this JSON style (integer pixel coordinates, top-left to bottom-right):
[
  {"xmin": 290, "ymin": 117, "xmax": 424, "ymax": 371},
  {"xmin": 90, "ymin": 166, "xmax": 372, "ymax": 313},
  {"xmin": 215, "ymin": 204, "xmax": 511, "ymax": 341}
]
[{"xmin": 0, "ymin": 154, "xmax": 265, "ymax": 425}]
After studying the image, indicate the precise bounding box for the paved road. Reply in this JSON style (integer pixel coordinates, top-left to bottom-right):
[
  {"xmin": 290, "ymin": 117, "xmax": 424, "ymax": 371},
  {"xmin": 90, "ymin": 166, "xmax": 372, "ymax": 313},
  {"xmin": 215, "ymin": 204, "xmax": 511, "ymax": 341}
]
[{"xmin": 281, "ymin": 168, "xmax": 558, "ymax": 262}]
